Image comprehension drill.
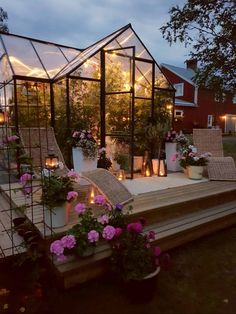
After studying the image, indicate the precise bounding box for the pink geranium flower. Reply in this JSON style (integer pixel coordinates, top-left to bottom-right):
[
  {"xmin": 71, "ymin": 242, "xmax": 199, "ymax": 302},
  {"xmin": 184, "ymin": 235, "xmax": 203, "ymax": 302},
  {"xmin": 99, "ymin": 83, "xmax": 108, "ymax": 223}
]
[
  {"xmin": 74, "ymin": 203, "xmax": 86, "ymax": 215},
  {"xmin": 61, "ymin": 235, "xmax": 76, "ymax": 249},
  {"xmin": 87, "ymin": 230, "xmax": 99, "ymax": 243},
  {"xmin": 127, "ymin": 222, "xmax": 143, "ymax": 233},
  {"xmin": 102, "ymin": 225, "xmax": 116, "ymax": 240},
  {"xmin": 67, "ymin": 191, "xmax": 78, "ymax": 201},
  {"xmin": 50, "ymin": 240, "xmax": 64, "ymax": 256},
  {"xmin": 94, "ymin": 195, "xmax": 106, "ymax": 206},
  {"xmin": 98, "ymin": 214, "xmax": 109, "ymax": 225}
]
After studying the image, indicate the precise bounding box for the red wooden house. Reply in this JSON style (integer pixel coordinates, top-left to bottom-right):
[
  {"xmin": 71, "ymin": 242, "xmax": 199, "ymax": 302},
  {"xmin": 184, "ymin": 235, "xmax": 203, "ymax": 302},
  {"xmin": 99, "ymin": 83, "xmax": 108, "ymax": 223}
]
[{"xmin": 161, "ymin": 60, "xmax": 236, "ymax": 133}]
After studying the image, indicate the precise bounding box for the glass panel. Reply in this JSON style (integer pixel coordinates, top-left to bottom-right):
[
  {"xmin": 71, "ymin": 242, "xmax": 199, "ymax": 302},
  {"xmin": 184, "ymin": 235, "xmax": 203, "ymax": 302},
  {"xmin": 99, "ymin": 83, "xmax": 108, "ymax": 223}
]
[
  {"xmin": 106, "ymin": 135, "xmax": 132, "ymax": 178},
  {"xmin": 134, "ymin": 99, "xmax": 152, "ymax": 155},
  {"xmin": 71, "ymin": 53, "xmax": 100, "ymax": 79},
  {"xmin": 135, "ymin": 61, "xmax": 152, "ymax": 98},
  {"xmin": 0, "ymin": 39, "xmax": 5, "ymax": 59},
  {"xmin": 2, "ymin": 35, "xmax": 48, "ymax": 78},
  {"xmin": 69, "ymin": 79, "xmax": 100, "ymax": 139},
  {"xmin": 60, "ymin": 47, "xmax": 81, "ymax": 62},
  {"xmin": 0, "ymin": 54, "xmax": 12, "ymax": 82},
  {"xmin": 105, "ymin": 49, "xmax": 133, "ymax": 93},
  {"xmin": 154, "ymin": 64, "xmax": 173, "ymax": 89},
  {"xmin": 56, "ymin": 26, "xmax": 127, "ymax": 79},
  {"xmin": 33, "ymin": 42, "xmax": 68, "ymax": 78},
  {"xmin": 106, "ymin": 93, "xmax": 132, "ymax": 135},
  {"xmin": 16, "ymin": 80, "xmax": 51, "ymax": 127},
  {"xmin": 115, "ymin": 28, "xmax": 152, "ymax": 60}
]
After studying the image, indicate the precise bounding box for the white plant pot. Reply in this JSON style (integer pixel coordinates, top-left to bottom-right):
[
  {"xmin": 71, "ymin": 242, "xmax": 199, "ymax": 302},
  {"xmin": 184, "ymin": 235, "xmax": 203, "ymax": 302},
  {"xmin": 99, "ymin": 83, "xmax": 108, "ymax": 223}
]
[
  {"xmin": 72, "ymin": 147, "xmax": 97, "ymax": 185},
  {"xmin": 44, "ymin": 204, "xmax": 67, "ymax": 228},
  {"xmin": 188, "ymin": 165, "xmax": 204, "ymax": 180},
  {"xmin": 165, "ymin": 142, "xmax": 182, "ymax": 172}
]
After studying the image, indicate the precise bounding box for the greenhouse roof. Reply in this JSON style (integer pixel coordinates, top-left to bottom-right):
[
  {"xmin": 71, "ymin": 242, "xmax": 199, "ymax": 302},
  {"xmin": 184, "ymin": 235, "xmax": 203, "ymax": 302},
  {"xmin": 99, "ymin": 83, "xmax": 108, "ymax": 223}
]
[
  {"xmin": 0, "ymin": 24, "xmax": 173, "ymax": 90},
  {"xmin": 0, "ymin": 32, "xmax": 81, "ymax": 80}
]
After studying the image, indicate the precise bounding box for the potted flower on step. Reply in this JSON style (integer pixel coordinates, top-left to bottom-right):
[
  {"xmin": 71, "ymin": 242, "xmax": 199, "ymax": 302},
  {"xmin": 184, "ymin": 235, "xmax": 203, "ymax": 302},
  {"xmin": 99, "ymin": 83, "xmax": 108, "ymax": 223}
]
[
  {"xmin": 109, "ymin": 219, "xmax": 170, "ymax": 303},
  {"xmin": 41, "ymin": 174, "xmax": 76, "ymax": 228},
  {"xmin": 70, "ymin": 129, "xmax": 98, "ymax": 173},
  {"xmin": 179, "ymin": 145, "xmax": 211, "ymax": 180}
]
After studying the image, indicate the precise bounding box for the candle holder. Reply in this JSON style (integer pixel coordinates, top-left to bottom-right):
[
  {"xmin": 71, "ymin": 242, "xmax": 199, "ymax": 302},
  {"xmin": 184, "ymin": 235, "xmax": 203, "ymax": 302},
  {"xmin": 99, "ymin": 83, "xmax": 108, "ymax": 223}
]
[
  {"xmin": 0, "ymin": 109, "xmax": 7, "ymax": 125},
  {"xmin": 117, "ymin": 169, "xmax": 126, "ymax": 181},
  {"xmin": 158, "ymin": 151, "xmax": 167, "ymax": 177}
]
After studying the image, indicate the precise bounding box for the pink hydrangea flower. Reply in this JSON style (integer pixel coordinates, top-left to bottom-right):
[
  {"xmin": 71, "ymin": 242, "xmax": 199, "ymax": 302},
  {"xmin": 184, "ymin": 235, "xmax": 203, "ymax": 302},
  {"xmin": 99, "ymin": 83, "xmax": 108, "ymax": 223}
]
[
  {"xmin": 127, "ymin": 222, "xmax": 143, "ymax": 233},
  {"xmin": 94, "ymin": 195, "xmax": 106, "ymax": 206},
  {"xmin": 171, "ymin": 154, "xmax": 178, "ymax": 162},
  {"xmin": 98, "ymin": 214, "xmax": 109, "ymax": 225},
  {"xmin": 61, "ymin": 235, "xmax": 76, "ymax": 249},
  {"xmin": 102, "ymin": 225, "xmax": 116, "ymax": 240},
  {"xmin": 50, "ymin": 240, "xmax": 64, "ymax": 256},
  {"xmin": 87, "ymin": 230, "xmax": 99, "ymax": 243},
  {"xmin": 74, "ymin": 203, "xmax": 86, "ymax": 215},
  {"xmin": 67, "ymin": 191, "xmax": 78, "ymax": 201},
  {"xmin": 67, "ymin": 169, "xmax": 80, "ymax": 181}
]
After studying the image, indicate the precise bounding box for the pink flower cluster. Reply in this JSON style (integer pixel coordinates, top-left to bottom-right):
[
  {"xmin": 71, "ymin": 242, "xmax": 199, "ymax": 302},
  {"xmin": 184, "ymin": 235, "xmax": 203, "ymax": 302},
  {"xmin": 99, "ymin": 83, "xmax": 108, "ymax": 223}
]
[
  {"xmin": 19, "ymin": 173, "xmax": 32, "ymax": 196},
  {"xmin": 67, "ymin": 191, "xmax": 78, "ymax": 202},
  {"xmin": 50, "ymin": 235, "xmax": 76, "ymax": 262}
]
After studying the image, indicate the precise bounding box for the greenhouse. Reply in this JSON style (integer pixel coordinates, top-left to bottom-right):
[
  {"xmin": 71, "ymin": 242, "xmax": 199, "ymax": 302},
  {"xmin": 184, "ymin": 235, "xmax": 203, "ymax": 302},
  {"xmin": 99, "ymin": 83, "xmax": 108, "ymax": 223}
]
[{"xmin": 0, "ymin": 23, "xmax": 174, "ymax": 179}]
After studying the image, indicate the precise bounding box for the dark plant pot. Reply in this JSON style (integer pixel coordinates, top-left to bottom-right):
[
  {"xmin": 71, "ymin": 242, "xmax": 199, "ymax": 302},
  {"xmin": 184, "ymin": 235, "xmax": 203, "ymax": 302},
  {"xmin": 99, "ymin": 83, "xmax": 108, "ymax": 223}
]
[
  {"xmin": 122, "ymin": 267, "xmax": 160, "ymax": 304},
  {"xmin": 13, "ymin": 217, "xmax": 26, "ymax": 227}
]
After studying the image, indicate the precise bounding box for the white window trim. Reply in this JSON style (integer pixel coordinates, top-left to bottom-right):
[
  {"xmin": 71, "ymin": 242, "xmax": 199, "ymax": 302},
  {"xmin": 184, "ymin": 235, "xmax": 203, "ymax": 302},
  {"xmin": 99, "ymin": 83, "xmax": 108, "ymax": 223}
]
[{"xmin": 174, "ymin": 83, "xmax": 184, "ymax": 97}]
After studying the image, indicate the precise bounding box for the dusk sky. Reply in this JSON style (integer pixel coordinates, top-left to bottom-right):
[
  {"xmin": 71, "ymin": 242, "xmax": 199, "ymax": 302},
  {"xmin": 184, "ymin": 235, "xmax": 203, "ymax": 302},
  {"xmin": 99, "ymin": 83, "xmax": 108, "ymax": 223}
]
[{"xmin": 1, "ymin": 0, "xmax": 189, "ymax": 68}]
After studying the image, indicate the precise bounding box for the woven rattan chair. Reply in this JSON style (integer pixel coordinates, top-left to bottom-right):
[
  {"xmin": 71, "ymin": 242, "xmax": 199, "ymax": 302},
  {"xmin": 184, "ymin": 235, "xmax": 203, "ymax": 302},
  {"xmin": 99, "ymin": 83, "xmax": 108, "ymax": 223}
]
[
  {"xmin": 193, "ymin": 128, "xmax": 236, "ymax": 181},
  {"xmin": 81, "ymin": 168, "xmax": 133, "ymax": 207},
  {"xmin": 19, "ymin": 127, "xmax": 69, "ymax": 175}
]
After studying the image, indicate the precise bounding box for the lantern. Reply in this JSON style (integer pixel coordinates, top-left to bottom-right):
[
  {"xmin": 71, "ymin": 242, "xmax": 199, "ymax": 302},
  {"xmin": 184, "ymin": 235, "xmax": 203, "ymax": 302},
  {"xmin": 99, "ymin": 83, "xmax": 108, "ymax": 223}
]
[
  {"xmin": 0, "ymin": 109, "xmax": 7, "ymax": 125},
  {"xmin": 158, "ymin": 151, "xmax": 167, "ymax": 177},
  {"xmin": 45, "ymin": 151, "xmax": 59, "ymax": 170},
  {"xmin": 117, "ymin": 169, "xmax": 126, "ymax": 181}
]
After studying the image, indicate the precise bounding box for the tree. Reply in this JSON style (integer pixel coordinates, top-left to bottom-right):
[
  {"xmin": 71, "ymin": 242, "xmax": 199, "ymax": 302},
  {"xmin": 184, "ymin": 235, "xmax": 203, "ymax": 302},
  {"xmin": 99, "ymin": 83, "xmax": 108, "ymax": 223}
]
[
  {"xmin": 160, "ymin": 0, "xmax": 236, "ymax": 93},
  {"xmin": 0, "ymin": 7, "xmax": 9, "ymax": 33}
]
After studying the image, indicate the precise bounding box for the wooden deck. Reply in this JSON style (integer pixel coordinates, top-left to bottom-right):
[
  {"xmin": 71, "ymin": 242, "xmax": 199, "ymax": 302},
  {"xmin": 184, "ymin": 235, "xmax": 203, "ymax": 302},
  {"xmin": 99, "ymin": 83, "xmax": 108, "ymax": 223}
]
[{"xmin": 1, "ymin": 178, "xmax": 236, "ymax": 287}]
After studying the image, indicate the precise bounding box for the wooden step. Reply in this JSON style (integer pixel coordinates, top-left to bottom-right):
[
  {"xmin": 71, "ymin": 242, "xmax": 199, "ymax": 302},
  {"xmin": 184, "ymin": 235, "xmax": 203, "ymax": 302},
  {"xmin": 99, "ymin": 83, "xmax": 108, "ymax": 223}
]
[{"xmin": 53, "ymin": 193, "xmax": 236, "ymax": 289}]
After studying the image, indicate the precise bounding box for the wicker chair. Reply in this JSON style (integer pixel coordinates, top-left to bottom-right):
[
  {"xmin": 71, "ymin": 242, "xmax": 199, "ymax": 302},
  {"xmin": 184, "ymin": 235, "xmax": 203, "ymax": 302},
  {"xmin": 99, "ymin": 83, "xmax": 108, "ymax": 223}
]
[
  {"xmin": 18, "ymin": 127, "xmax": 69, "ymax": 176},
  {"xmin": 193, "ymin": 129, "xmax": 236, "ymax": 181},
  {"xmin": 81, "ymin": 168, "xmax": 133, "ymax": 207}
]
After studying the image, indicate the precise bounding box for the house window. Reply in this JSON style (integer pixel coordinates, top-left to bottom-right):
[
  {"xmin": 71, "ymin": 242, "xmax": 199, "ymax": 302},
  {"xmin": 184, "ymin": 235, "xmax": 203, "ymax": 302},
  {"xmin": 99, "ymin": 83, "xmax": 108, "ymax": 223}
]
[
  {"xmin": 174, "ymin": 83, "xmax": 184, "ymax": 97},
  {"xmin": 232, "ymin": 95, "xmax": 236, "ymax": 104},
  {"xmin": 175, "ymin": 110, "xmax": 184, "ymax": 119},
  {"xmin": 207, "ymin": 115, "xmax": 213, "ymax": 128}
]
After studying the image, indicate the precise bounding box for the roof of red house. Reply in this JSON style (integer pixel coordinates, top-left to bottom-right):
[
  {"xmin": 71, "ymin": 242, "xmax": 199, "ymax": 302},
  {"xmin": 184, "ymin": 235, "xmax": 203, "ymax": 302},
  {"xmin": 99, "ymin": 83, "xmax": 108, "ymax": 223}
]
[{"xmin": 161, "ymin": 63, "xmax": 195, "ymax": 85}]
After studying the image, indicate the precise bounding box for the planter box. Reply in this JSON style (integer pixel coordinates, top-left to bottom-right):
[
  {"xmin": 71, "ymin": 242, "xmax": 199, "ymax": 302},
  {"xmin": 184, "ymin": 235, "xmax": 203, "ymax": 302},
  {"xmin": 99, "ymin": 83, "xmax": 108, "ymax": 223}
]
[{"xmin": 165, "ymin": 142, "xmax": 181, "ymax": 172}]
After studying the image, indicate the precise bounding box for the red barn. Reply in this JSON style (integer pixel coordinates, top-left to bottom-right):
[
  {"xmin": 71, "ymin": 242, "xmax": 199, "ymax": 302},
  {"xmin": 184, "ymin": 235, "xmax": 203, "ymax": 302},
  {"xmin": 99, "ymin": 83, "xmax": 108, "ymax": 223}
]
[{"xmin": 161, "ymin": 60, "xmax": 236, "ymax": 133}]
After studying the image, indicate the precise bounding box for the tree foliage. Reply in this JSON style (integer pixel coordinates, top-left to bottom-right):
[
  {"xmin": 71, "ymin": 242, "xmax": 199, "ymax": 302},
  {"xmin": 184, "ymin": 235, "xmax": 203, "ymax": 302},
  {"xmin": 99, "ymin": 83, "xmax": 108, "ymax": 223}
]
[
  {"xmin": 160, "ymin": 0, "xmax": 236, "ymax": 93},
  {"xmin": 0, "ymin": 7, "xmax": 9, "ymax": 33}
]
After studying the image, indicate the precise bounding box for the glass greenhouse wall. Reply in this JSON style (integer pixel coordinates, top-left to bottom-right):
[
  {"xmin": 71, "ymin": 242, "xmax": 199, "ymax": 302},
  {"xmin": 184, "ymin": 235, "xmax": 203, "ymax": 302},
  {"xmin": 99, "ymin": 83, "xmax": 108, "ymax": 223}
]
[{"xmin": 0, "ymin": 24, "xmax": 174, "ymax": 258}]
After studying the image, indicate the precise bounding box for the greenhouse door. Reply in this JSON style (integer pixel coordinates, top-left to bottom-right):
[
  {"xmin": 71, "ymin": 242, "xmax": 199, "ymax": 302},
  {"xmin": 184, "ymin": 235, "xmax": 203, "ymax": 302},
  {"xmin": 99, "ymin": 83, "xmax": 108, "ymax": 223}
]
[{"xmin": 102, "ymin": 47, "xmax": 135, "ymax": 179}]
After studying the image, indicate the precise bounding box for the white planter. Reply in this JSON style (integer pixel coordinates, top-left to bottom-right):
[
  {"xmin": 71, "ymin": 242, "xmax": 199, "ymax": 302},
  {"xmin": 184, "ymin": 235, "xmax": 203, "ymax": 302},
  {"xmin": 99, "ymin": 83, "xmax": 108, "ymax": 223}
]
[
  {"xmin": 188, "ymin": 165, "xmax": 204, "ymax": 180},
  {"xmin": 165, "ymin": 142, "xmax": 181, "ymax": 172},
  {"xmin": 72, "ymin": 147, "xmax": 97, "ymax": 185},
  {"xmin": 44, "ymin": 204, "xmax": 67, "ymax": 228}
]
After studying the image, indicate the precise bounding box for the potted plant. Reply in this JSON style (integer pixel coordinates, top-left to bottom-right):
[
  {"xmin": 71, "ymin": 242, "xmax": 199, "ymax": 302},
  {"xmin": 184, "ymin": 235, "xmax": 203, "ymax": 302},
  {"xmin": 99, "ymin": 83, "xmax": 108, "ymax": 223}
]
[
  {"xmin": 179, "ymin": 145, "xmax": 211, "ymax": 179},
  {"xmin": 70, "ymin": 129, "xmax": 98, "ymax": 174},
  {"xmin": 49, "ymin": 196, "xmax": 131, "ymax": 260},
  {"xmin": 41, "ymin": 174, "xmax": 76, "ymax": 228},
  {"xmin": 109, "ymin": 219, "xmax": 168, "ymax": 303},
  {"xmin": 97, "ymin": 147, "xmax": 112, "ymax": 170}
]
